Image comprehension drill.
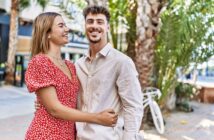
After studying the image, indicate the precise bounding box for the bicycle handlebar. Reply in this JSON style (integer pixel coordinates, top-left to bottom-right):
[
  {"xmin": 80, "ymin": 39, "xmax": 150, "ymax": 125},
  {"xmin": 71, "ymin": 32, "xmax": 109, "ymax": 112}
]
[{"xmin": 142, "ymin": 87, "xmax": 162, "ymax": 99}]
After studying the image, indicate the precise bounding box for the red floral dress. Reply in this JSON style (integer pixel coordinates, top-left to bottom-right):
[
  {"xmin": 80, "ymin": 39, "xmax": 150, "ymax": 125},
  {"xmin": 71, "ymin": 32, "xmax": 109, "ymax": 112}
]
[{"xmin": 25, "ymin": 54, "xmax": 79, "ymax": 140}]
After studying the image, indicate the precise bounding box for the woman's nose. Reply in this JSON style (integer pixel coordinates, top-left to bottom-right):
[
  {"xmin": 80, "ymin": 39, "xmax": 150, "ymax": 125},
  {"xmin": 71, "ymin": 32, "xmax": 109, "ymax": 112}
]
[{"xmin": 65, "ymin": 27, "xmax": 70, "ymax": 32}]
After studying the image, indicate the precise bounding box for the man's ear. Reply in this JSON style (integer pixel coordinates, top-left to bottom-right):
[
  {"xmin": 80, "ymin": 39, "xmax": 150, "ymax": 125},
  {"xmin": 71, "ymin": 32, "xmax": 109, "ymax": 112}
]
[{"xmin": 107, "ymin": 24, "xmax": 110, "ymax": 31}]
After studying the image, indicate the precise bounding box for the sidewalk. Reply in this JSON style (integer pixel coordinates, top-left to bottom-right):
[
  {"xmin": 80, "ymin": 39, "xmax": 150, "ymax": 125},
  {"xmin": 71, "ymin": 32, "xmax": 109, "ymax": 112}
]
[
  {"xmin": 141, "ymin": 101, "xmax": 214, "ymax": 140},
  {"xmin": 0, "ymin": 85, "xmax": 35, "ymax": 140},
  {"xmin": 0, "ymin": 114, "xmax": 33, "ymax": 140},
  {"xmin": 0, "ymin": 85, "xmax": 35, "ymax": 119}
]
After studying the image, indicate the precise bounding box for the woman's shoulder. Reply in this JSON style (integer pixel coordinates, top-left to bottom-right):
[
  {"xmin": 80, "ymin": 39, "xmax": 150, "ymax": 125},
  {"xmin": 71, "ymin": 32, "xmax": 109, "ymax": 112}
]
[
  {"xmin": 31, "ymin": 53, "xmax": 47, "ymax": 61},
  {"xmin": 30, "ymin": 54, "xmax": 48, "ymax": 64}
]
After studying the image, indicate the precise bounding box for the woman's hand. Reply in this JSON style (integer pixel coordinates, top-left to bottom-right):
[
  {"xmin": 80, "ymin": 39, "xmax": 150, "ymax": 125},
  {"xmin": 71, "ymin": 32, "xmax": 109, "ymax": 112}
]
[{"xmin": 96, "ymin": 109, "xmax": 118, "ymax": 127}]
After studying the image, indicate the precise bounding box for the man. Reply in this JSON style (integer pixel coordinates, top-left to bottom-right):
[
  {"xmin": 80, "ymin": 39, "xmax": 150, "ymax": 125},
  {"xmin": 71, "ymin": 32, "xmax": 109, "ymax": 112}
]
[{"xmin": 75, "ymin": 5, "xmax": 144, "ymax": 140}]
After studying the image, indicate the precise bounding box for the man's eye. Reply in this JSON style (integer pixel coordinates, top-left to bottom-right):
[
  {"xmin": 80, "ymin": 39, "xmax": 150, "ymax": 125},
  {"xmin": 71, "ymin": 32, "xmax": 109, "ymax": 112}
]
[
  {"xmin": 87, "ymin": 19, "xmax": 94, "ymax": 23},
  {"xmin": 97, "ymin": 20, "xmax": 104, "ymax": 24},
  {"xmin": 87, "ymin": 21, "xmax": 93, "ymax": 24}
]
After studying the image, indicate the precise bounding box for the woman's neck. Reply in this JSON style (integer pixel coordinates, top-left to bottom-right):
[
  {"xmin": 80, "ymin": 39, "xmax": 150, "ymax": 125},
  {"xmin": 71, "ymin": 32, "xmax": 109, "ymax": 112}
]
[{"xmin": 47, "ymin": 44, "xmax": 62, "ymax": 59}]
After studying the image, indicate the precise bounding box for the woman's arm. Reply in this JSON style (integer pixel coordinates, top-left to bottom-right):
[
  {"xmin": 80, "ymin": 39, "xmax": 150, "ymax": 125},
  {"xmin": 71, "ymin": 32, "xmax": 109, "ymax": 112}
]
[{"xmin": 37, "ymin": 86, "xmax": 117, "ymax": 126}]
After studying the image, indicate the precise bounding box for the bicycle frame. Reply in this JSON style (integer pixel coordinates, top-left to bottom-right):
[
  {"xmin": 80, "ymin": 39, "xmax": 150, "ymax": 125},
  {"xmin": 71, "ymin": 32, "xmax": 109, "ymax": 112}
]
[
  {"xmin": 142, "ymin": 87, "xmax": 165, "ymax": 134},
  {"xmin": 143, "ymin": 89, "xmax": 161, "ymax": 108}
]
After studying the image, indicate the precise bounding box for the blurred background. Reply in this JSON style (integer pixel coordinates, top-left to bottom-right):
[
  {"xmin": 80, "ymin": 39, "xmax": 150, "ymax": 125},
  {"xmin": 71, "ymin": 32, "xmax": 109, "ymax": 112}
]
[{"xmin": 0, "ymin": 0, "xmax": 213, "ymax": 140}]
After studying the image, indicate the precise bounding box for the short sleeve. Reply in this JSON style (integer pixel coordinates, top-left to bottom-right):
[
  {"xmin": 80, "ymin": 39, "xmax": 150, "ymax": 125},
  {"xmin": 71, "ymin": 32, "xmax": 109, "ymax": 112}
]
[{"xmin": 25, "ymin": 56, "xmax": 54, "ymax": 93}]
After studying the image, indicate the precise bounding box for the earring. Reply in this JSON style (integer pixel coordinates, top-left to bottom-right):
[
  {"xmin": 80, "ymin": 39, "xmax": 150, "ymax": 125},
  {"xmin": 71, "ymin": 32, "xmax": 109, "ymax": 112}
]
[{"xmin": 48, "ymin": 36, "xmax": 51, "ymax": 39}]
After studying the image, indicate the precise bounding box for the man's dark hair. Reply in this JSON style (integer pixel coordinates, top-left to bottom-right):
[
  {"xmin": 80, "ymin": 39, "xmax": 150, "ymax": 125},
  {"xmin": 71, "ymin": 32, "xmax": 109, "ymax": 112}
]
[{"xmin": 83, "ymin": 5, "xmax": 110, "ymax": 22}]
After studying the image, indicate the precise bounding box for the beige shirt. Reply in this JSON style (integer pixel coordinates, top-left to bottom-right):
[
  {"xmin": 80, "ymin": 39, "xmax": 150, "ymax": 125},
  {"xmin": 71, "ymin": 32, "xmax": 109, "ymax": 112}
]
[{"xmin": 75, "ymin": 43, "xmax": 143, "ymax": 140}]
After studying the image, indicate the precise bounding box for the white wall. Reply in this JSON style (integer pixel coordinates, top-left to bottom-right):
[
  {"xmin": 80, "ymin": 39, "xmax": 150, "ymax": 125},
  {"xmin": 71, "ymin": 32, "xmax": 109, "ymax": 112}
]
[{"xmin": 0, "ymin": 0, "xmax": 11, "ymax": 12}]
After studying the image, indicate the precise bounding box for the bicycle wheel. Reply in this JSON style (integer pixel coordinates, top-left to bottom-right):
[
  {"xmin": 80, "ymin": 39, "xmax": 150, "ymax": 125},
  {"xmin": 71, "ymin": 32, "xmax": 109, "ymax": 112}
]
[{"xmin": 150, "ymin": 101, "xmax": 165, "ymax": 134}]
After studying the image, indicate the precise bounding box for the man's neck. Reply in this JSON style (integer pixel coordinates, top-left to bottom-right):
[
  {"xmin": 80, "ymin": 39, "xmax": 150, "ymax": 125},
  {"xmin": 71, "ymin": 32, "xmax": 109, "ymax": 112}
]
[{"xmin": 89, "ymin": 42, "xmax": 108, "ymax": 58}]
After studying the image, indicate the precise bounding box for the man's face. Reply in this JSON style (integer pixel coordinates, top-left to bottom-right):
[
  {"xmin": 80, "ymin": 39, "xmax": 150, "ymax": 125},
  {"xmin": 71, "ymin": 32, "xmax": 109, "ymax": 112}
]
[{"xmin": 85, "ymin": 13, "xmax": 109, "ymax": 44}]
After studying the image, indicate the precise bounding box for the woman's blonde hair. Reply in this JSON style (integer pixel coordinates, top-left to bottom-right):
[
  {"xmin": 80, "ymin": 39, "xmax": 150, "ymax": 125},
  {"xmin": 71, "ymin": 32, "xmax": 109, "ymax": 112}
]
[{"xmin": 31, "ymin": 12, "xmax": 61, "ymax": 57}]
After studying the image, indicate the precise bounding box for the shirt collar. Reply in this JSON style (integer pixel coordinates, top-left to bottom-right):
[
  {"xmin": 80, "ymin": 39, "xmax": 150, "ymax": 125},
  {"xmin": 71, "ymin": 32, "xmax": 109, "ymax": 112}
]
[
  {"xmin": 99, "ymin": 43, "xmax": 111, "ymax": 57},
  {"xmin": 84, "ymin": 43, "xmax": 112, "ymax": 60}
]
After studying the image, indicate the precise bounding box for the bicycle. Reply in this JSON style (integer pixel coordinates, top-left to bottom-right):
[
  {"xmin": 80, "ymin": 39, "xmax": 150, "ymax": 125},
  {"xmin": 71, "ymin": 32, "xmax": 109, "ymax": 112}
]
[{"xmin": 142, "ymin": 87, "xmax": 165, "ymax": 134}]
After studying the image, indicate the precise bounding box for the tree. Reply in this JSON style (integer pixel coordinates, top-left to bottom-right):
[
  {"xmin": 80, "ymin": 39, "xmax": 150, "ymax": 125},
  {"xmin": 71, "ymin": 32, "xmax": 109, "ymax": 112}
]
[
  {"xmin": 108, "ymin": 0, "xmax": 129, "ymax": 51},
  {"xmin": 155, "ymin": 0, "xmax": 214, "ymax": 105},
  {"xmin": 5, "ymin": 0, "xmax": 19, "ymax": 84},
  {"xmin": 5, "ymin": 0, "xmax": 48, "ymax": 84},
  {"xmin": 85, "ymin": 0, "xmax": 108, "ymax": 7},
  {"xmin": 135, "ymin": 0, "xmax": 166, "ymax": 88},
  {"xmin": 125, "ymin": 0, "xmax": 137, "ymax": 60}
]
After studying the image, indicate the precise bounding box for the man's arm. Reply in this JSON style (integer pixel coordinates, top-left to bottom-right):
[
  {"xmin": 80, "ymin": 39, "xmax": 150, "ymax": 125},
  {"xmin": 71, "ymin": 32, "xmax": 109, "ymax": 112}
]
[{"xmin": 116, "ymin": 58, "xmax": 144, "ymax": 140}]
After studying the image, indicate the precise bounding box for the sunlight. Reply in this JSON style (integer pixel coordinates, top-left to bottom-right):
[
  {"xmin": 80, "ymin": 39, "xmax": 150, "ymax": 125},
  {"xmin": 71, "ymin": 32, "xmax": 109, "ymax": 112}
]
[
  {"xmin": 141, "ymin": 130, "xmax": 167, "ymax": 140},
  {"xmin": 185, "ymin": 0, "xmax": 191, "ymax": 8},
  {"xmin": 196, "ymin": 119, "xmax": 214, "ymax": 129},
  {"xmin": 182, "ymin": 136, "xmax": 195, "ymax": 140}
]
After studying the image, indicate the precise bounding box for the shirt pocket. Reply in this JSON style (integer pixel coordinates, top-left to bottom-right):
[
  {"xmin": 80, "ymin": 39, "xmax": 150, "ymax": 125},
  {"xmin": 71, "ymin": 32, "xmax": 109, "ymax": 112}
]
[{"xmin": 92, "ymin": 79, "xmax": 111, "ymax": 101}]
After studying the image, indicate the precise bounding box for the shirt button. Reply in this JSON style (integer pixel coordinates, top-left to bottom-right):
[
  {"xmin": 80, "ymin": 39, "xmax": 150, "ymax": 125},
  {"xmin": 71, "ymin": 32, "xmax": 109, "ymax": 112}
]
[{"xmin": 88, "ymin": 75, "xmax": 92, "ymax": 78}]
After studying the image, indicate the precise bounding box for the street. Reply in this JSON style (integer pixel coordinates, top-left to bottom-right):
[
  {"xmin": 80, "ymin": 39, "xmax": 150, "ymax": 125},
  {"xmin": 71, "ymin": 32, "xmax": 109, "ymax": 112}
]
[{"xmin": 0, "ymin": 85, "xmax": 35, "ymax": 140}]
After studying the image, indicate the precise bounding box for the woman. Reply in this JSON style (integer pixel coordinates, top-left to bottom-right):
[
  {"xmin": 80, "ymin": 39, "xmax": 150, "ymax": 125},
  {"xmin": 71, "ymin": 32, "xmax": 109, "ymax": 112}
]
[{"xmin": 25, "ymin": 12, "xmax": 117, "ymax": 140}]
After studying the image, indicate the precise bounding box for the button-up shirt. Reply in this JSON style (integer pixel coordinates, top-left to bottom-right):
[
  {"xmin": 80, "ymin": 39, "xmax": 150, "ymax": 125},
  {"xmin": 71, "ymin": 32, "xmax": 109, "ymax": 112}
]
[{"xmin": 75, "ymin": 43, "xmax": 143, "ymax": 140}]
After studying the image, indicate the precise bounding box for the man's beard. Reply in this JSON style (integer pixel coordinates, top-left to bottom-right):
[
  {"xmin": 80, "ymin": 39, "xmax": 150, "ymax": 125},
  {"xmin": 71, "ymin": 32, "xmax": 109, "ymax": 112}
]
[{"xmin": 87, "ymin": 27, "xmax": 102, "ymax": 43}]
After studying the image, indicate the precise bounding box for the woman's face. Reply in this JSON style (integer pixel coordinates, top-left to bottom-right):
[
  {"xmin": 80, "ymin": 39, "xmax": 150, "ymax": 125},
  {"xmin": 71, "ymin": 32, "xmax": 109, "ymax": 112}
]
[{"xmin": 48, "ymin": 16, "xmax": 69, "ymax": 46}]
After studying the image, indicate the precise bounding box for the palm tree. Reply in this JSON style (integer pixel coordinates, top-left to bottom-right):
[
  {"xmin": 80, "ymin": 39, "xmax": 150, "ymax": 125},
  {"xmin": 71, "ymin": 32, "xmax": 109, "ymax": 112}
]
[
  {"xmin": 134, "ymin": 0, "xmax": 167, "ymax": 130},
  {"xmin": 85, "ymin": 0, "xmax": 108, "ymax": 7},
  {"xmin": 125, "ymin": 0, "xmax": 137, "ymax": 61},
  {"xmin": 5, "ymin": 0, "xmax": 19, "ymax": 84},
  {"xmin": 135, "ymin": 0, "xmax": 166, "ymax": 87},
  {"xmin": 155, "ymin": 0, "xmax": 214, "ymax": 104},
  {"xmin": 5, "ymin": 0, "xmax": 48, "ymax": 84}
]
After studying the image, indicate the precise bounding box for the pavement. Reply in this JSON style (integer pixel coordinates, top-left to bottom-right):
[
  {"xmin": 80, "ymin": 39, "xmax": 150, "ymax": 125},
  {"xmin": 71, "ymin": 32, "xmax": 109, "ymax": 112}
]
[
  {"xmin": 0, "ymin": 114, "xmax": 33, "ymax": 140},
  {"xmin": 0, "ymin": 85, "xmax": 35, "ymax": 140},
  {"xmin": 0, "ymin": 85, "xmax": 214, "ymax": 140},
  {"xmin": 141, "ymin": 101, "xmax": 214, "ymax": 140}
]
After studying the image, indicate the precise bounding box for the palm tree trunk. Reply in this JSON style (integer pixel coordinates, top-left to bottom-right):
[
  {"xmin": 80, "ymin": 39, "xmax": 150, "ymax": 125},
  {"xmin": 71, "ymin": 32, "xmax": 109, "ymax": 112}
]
[
  {"xmin": 85, "ymin": 0, "xmax": 108, "ymax": 7},
  {"xmin": 135, "ymin": 0, "xmax": 165, "ymax": 87},
  {"xmin": 135, "ymin": 0, "xmax": 166, "ymax": 130},
  {"xmin": 5, "ymin": 0, "xmax": 19, "ymax": 84}
]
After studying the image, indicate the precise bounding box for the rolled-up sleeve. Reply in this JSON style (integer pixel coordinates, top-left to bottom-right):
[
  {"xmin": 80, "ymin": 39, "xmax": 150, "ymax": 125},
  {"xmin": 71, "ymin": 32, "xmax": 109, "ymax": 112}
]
[
  {"xmin": 116, "ymin": 58, "xmax": 144, "ymax": 140},
  {"xmin": 25, "ymin": 58, "xmax": 54, "ymax": 93}
]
